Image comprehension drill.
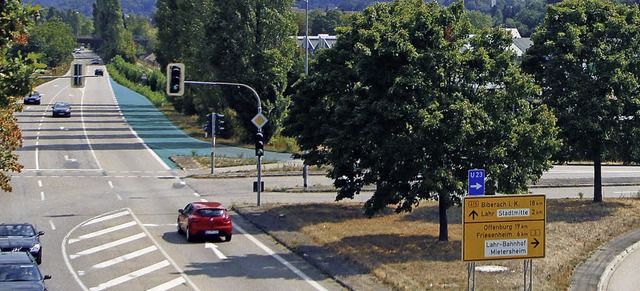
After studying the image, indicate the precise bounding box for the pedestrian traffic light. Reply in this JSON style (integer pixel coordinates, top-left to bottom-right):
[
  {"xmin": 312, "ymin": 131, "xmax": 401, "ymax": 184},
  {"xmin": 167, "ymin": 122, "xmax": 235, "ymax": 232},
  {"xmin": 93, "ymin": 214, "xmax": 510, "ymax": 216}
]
[
  {"xmin": 204, "ymin": 113, "xmax": 213, "ymax": 135},
  {"xmin": 214, "ymin": 113, "xmax": 225, "ymax": 136},
  {"xmin": 166, "ymin": 63, "xmax": 185, "ymax": 96},
  {"xmin": 71, "ymin": 63, "xmax": 83, "ymax": 87},
  {"xmin": 255, "ymin": 132, "xmax": 264, "ymax": 157}
]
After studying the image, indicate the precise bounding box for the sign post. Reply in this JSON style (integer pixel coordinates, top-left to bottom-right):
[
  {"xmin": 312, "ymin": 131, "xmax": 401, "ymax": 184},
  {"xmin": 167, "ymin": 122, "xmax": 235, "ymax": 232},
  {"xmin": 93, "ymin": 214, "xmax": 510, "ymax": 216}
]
[
  {"xmin": 462, "ymin": 194, "xmax": 546, "ymax": 290},
  {"xmin": 462, "ymin": 194, "xmax": 546, "ymax": 261}
]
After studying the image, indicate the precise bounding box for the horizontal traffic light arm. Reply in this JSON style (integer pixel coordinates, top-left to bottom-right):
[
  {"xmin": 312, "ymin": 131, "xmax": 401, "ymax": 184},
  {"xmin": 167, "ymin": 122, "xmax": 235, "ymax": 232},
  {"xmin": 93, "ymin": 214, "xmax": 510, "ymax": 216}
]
[
  {"xmin": 36, "ymin": 75, "xmax": 103, "ymax": 79},
  {"xmin": 184, "ymin": 81, "xmax": 262, "ymax": 110}
]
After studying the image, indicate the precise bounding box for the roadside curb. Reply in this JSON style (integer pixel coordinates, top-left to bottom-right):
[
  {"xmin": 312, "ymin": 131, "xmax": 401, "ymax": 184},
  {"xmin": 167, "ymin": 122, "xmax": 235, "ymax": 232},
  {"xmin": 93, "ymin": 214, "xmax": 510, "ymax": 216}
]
[
  {"xmin": 233, "ymin": 205, "xmax": 392, "ymax": 291},
  {"xmin": 570, "ymin": 227, "xmax": 640, "ymax": 290}
]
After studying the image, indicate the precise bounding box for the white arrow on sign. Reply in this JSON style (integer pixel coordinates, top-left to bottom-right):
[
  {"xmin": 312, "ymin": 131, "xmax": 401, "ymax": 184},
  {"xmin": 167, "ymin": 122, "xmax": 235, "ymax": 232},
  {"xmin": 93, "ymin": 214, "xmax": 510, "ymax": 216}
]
[
  {"xmin": 205, "ymin": 242, "xmax": 227, "ymax": 260},
  {"xmin": 470, "ymin": 183, "xmax": 483, "ymax": 190}
]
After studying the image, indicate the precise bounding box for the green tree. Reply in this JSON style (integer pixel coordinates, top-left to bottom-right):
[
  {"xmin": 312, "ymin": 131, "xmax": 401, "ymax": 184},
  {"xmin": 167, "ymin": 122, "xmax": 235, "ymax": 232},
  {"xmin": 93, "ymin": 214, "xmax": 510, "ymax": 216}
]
[
  {"xmin": 0, "ymin": 0, "xmax": 41, "ymax": 192},
  {"xmin": 310, "ymin": 9, "xmax": 348, "ymax": 35},
  {"xmin": 43, "ymin": 8, "xmax": 93, "ymax": 37},
  {"xmin": 93, "ymin": 0, "xmax": 135, "ymax": 62},
  {"xmin": 463, "ymin": 9, "xmax": 493, "ymax": 31},
  {"xmin": 203, "ymin": 1, "xmax": 298, "ymax": 140},
  {"xmin": 285, "ymin": 0, "xmax": 559, "ymax": 241},
  {"xmin": 155, "ymin": 0, "xmax": 209, "ymax": 114},
  {"xmin": 155, "ymin": 0, "xmax": 298, "ymax": 142},
  {"xmin": 522, "ymin": 0, "xmax": 640, "ymax": 203},
  {"xmin": 27, "ymin": 18, "xmax": 76, "ymax": 67}
]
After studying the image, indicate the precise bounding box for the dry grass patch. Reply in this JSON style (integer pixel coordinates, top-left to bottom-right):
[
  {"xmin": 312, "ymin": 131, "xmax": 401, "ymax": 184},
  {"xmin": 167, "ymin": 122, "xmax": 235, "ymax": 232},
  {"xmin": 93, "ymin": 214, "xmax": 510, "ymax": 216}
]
[{"xmin": 255, "ymin": 198, "xmax": 640, "ymax": 290}]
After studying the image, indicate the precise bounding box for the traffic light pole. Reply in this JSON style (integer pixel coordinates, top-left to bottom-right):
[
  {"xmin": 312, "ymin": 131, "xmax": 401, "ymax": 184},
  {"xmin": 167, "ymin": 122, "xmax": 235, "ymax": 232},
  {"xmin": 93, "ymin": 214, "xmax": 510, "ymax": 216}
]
[
  {"xmin": 211, "ymin": 114, "xmax": 216, "ymax": 174},
  {"xmin": 184, "ymin": 80, "xmax": 264, "ymax": 206}
]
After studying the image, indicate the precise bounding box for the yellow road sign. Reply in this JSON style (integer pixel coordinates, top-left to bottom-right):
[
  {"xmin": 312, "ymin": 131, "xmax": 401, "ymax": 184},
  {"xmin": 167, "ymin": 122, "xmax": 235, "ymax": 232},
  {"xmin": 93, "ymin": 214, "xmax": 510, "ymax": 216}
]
[
  {"xmin": 462, "ymin": 195, "xmax": 546, "ymax": 261},
  {"xmin": 463, "ymin": 195, "xmax": 545, "ymax": 223},
  {"xmin": 252, "ymin": 113, "xmax": 268, "ymax": 129}
]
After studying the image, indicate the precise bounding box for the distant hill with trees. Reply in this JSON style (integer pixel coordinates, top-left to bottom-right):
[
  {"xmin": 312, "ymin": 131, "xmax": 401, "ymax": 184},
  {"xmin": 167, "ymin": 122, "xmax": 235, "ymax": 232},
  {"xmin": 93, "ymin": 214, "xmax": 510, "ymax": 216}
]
[
  {"xmin": 24, "ymin": 0, "xmax": 156, "ymax": 17},
  {"xmin": 27, "ymin": 0, "xmax": 394, "ymax": 17}
]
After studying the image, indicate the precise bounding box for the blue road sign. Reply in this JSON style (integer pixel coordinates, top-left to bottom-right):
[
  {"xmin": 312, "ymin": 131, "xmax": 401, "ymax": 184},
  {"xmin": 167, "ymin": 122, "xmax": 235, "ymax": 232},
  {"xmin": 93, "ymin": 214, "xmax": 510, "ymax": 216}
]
[{"xmin": 468, "ymin": 169, "xmax": 485, "ymax": 196}]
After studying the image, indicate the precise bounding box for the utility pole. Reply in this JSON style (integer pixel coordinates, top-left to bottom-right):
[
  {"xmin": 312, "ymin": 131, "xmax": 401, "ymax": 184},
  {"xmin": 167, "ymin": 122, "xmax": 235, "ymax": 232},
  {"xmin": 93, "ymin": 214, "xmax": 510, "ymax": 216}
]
[{"xmin": 305, "ymin": 0, "xmax": 309, "ymax": 75}]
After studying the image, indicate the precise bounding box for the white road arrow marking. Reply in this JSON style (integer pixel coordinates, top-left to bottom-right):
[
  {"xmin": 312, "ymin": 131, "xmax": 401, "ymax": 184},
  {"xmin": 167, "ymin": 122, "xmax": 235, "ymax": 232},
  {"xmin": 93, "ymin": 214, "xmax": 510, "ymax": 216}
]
[
  {"xmin": 470, "ymin": 183, "xmax": 483, "ymax": 190},
  {"xmin": 205, "ymin": 242, "xmax": 227, "ymax": 260},
  {"xmin": 64, "ymin": 155, "xmax": 77, "ymax": 162}
]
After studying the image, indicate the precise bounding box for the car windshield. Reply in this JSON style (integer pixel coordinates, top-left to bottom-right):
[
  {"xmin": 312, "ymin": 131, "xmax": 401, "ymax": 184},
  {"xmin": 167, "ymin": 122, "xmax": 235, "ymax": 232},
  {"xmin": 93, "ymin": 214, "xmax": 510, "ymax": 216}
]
[
  {"xmin": 0, "ymin": 225, "xmax": 35, "ymax": 237},
  {"xmin": 54, "ymin": 103, "xmax": 70, "ymax": 109},
  {"xmin": 197, "ymin": 209, "xmax": 225, "ymax": 217},
  {"xmin": 0, "ymin": 265, "xmax": 41, "ymax": 282}
]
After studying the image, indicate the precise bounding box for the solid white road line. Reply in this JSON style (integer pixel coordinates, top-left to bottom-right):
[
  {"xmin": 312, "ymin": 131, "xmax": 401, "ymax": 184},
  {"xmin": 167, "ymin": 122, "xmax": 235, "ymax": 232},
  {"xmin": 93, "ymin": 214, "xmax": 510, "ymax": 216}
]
[
  {"xmin": 70, "ymin": 233, "xmax": 146, "ymax": 259},
  {"xmin": 69, "ymin": 221, "xmax": 137, "ymax": 244},
  {"xmin": 91, "ymin": 245, "xmax": 158, "ymax": 270},
  {"xmin": 83, "ymin": 210, "xmax": 129, "ymax": 226},
  {"xmin": 35, "ymin": 148, "xmax": 39, "ymax": 170},
  {"xmin": 79, "ymin": 86, "xmax": 104, "ymax": 170},
  {"xmin": 234, "ymin": 223, "xmax": 328, "ymax": 291},
  {"xmin": 89, "ymin": 260, "xmax": 170, "ymax": 291},
  {"xmin": 146, "ymin": 277, "xmax": 187, "ymax": 291}
]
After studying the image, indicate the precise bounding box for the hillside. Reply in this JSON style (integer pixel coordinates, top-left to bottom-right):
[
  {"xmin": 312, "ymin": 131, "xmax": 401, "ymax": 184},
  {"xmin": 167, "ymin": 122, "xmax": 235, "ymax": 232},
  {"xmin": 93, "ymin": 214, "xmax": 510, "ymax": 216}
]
[
  {"xmin": 25, "ymin": 0, "xmax": 393, "ymax": 17},
  {"xmin": 24, "ymin": 0, "xmax": 157, "ymax": 17}
]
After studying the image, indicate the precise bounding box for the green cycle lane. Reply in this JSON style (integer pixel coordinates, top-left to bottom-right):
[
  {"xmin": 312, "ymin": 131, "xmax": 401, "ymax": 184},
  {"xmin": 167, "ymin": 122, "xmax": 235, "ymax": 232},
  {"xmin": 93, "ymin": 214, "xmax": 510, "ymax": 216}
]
[{"xmin": 109, "ymin": 79, "xmax": 293, "ymax": 168}]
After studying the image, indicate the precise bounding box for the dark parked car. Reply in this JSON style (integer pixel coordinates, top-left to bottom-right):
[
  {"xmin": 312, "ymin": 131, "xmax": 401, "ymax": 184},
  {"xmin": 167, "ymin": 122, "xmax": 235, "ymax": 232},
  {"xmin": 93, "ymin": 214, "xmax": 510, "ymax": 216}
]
[
  {"xmin": 94, "ymin": 68, "xmax": 104, "ymax": 76},
  {"xmin": 0, "ymin": 252, "xmax": 51, "ymax": 290},
  {"xmin": 91, "ymin": 58, "xmax": 100, "ymax": 65},
  {"xmin": 0, "ymin": 224, "xmax": 44, "ymax": 264},
  {"xmin": 177, "ymin": 202, "xmax": 233, "ymax": 242},
  {"xmin": 51, "ymin": 102, "xmax": 71, "ymax": 117},
  {"xmin": 23, "ymin": 92, "xmax": 41, "ymax": 105}
]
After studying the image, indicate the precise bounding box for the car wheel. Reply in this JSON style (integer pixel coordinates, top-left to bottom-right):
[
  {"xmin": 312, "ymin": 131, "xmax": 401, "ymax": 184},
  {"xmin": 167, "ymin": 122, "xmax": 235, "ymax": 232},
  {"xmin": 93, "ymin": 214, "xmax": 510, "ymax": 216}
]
[
  {"xmin": 224, "ymin": 234, "xmax": 232, "ymax": 242},
  {"xmin": 185, "ymin": 225, "xmax": 194, "ymax": 242},
  {"xmin": 35, "ymin": 252, "xmax": 42, "ymax": 265},
  {"xmin": 177, "ymin": 220, "xmax": 184, "ymax": 234}
]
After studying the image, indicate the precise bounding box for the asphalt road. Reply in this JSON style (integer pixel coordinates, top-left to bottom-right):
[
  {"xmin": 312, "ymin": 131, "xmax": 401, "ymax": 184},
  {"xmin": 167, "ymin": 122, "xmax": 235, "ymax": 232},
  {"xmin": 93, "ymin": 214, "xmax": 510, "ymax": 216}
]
[
  {"xmin": 8, "ymin": 61, "xmax": 640, "ymax": 290},
  {"xmin": 8, "ymin": 66, "xmax": 344, "ymax": 291}
]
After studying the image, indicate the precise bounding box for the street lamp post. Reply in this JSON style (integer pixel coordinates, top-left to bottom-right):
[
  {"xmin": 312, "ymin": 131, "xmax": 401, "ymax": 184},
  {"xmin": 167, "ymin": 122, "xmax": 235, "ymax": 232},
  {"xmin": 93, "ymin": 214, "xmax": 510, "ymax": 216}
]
[
  {"xmin": 305, "ymin": 0, "xmax": 309, "ymax": 75},
  {"xmin": 303, "ymin": 0, "xmax": 310, "ymax": 187}
]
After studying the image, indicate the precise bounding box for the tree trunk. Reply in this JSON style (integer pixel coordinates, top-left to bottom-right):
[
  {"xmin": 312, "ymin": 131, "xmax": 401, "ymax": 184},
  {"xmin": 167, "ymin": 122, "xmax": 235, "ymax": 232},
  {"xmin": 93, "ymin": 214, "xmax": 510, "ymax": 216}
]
[
  {"xmin": 438, "ymin": 192, "xmax": 449, "ymax": 241},
  {"xmin": 594, "ymin": 151, "xmax": 603, "ymax": 203}
]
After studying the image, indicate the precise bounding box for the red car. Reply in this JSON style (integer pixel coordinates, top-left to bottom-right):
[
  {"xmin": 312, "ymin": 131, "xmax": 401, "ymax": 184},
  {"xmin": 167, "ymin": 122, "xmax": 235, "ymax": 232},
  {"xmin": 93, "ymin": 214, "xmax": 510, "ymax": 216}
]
[{"xmin": 177, "ymin": 202, "xmax": 233, "ymax": 242}]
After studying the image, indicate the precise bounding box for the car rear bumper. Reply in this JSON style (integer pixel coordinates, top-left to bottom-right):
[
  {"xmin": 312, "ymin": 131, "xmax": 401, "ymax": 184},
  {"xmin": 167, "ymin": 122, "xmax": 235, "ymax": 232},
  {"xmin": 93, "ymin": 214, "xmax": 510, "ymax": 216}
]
[{"xmin": 192, "ymin": 226, "xmax": 233, "ymax": 236}]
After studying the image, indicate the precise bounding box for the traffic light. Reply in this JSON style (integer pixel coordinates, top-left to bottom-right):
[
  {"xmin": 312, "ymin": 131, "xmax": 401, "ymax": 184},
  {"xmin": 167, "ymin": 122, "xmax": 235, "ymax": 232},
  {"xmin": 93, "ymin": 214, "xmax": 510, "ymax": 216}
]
[
  {"xmin": 214, "ymin": 113, "xmax": 225, "ymax": 136},
  {"xmin": 71, "ymin": 63, "xmax": 83, "ymax": 87},
  {"xmin": 204, "ymin": 113, "xmax": 213, "ymax": 135},
  {"xmin": 166, "ymin": 63, "xmax": 185, "ymax": 96},
  {"xmin": 255, "ymin": 132, "xmax": 264, "ymax": 157}
]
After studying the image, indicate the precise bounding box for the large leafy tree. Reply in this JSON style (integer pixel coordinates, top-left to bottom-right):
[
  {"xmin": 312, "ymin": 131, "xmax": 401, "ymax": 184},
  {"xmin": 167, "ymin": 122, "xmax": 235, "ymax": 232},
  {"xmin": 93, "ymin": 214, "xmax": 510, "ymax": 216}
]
[
  {"xmin": 285, "ymin": 0, "xmax": 559, "ymax": 241},
  {"xmin": 42, "ymin": 7, "xmax": 93, "ymax": 36},
  {"xmin": 93, "ymin": 0, "xmax": 135, "ymax": 62},
  {"xmin": 1, "ymin": 0, "xmax": 40, "ymax": 192},
  {"xmin": 522, "ymin": 0, "xmax": 640, "ymax": 203},
  {"xmin": 27, "ymin": 18, "xmax": 76, "ymax": 67},
  {"xmin": 155, "ymin": 0, "xmax": 297, "ymax": 141}
]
